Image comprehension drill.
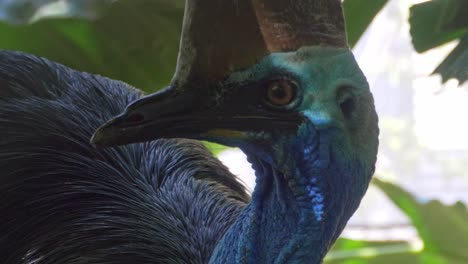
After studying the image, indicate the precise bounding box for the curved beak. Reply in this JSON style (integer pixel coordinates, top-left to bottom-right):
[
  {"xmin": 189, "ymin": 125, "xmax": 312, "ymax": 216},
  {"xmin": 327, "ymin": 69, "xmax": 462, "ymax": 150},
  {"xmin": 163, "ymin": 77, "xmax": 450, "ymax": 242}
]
[
  {"xmin": 91, "ymin": 87, "xmax": 301, "ymax": 147},
  {"xmin": 91, "ymin": 87, "xmax": 209, "ymax": 146}
]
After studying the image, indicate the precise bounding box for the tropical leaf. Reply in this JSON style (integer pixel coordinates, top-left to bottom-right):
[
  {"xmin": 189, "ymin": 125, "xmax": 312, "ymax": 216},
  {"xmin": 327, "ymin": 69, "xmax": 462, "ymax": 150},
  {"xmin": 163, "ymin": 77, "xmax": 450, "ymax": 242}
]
[
  {"xmin": 409, "ymin": 0, "xmax": 467, "ymax": 52},
  {"xmin": 343, "ymin": 0, "xmax": 389, "ymax": 47},
  {"xmin": 0, "ymin": 0, "xmax": 392, "ymax": 92},
  {"xmin": 433, "ymin": 34, "xmax": 468, "ymax": 84},
  {"xmin": 374, "ymin": 178, "xmax": 468, "ymax": 263},
  {"xmin": 325, "ymin": 179, "xmax": 468, "ymax": 263},
  {"xmin": 0, "ymin": 0, "xmax": 184, "ymax": 93},
  {"xmin": 409, "ymin": 0, "xmax": 468, "ymax": 84},
  {"xmin": 325, "ymin": 238, "xmax": 420, "ymax": 263}
]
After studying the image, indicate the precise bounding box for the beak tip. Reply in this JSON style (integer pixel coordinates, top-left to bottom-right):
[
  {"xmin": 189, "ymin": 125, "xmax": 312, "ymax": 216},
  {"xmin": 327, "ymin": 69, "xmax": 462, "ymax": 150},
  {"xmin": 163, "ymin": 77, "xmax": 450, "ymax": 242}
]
[
  {"xmin": 90, "ymin": 129, "xmax": 106, "ymax": 147},
  {"xmin": 90, "ymin": 114, "xmax": 128, "ymax": 147},
  {"xmin": 90, "ymin": 121, "xmax": 116, "ymax": 147},
  {"xmin": 90, "ymin": 116, "xmax": 141, "ymax": 147}
]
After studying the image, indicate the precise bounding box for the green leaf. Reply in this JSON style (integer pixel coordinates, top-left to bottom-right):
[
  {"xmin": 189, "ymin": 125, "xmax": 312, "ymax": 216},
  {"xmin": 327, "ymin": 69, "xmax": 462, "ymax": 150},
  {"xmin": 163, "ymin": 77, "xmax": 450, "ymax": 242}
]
[
  {"xmin": 436, "ymin": 0, "xmax": 468, "ymax": 31},
  {"xmin": 202, "ymin": 142, "xmax": 230, "ymax": 157},
  {"xmin": 0, "ymin": 0, "xmax": 184, "ymax": 93},
  {"xmin": 409, "ymin": 0, "xmax": 467, "ymax": 53},
  {"xmin": 326, "ymin": 238, "xmax": 420, "ymax": 263},
  {"xmin": 325, "ymin": 179, "xmax": 468, "ymax": 263},
  {"xmin": 0, "ymin": 0, "xmax": 387, "ymax": 92},
  {"xmin": 433, "ymin": 35, "xmax": 468, "ymax": 84},
  {"xmin": 409, "ymin": 0, "xmax": 468, "ymax": 84},
  {"xmin": 374, "ymin": 178, "xmax": 468, "ymax": 263},
  {"xmin": 343, "ymin": 0, "xmax": 389, "ymax": 47}
]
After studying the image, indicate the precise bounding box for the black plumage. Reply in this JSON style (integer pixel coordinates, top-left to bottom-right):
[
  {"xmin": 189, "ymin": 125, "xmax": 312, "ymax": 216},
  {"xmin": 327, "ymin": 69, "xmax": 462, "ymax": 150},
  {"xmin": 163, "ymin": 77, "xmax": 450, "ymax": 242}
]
[{"xmin": 0, "ymin": 50, "xmax": 249, "ymax": 264}]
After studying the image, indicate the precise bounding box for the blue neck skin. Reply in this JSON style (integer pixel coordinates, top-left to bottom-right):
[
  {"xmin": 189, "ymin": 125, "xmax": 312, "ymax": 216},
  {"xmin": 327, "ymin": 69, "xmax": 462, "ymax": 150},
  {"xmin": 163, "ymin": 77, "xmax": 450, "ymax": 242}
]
[
  {"xmin": 208, "ymin": 120, "xmax": 369, "ymax": 264},
  {"xmin": 207, "ymin": 47, "xmax": 375, "ymax": 263}
]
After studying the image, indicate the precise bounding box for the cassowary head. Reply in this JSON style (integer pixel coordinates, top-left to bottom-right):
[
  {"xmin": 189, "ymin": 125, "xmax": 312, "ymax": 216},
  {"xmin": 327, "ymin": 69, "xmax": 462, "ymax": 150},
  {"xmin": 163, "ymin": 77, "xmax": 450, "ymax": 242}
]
[{"xmin": 92, "ymin": 0, "xmax": 379, "ymax": 263}]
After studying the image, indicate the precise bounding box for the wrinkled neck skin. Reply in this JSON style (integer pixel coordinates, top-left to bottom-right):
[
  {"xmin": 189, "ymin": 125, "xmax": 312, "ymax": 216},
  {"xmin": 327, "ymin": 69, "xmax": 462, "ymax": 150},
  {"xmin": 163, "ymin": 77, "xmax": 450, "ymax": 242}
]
[{"xmin": 209, "ymin": 120, "xmax": 372, "ymax": 264}]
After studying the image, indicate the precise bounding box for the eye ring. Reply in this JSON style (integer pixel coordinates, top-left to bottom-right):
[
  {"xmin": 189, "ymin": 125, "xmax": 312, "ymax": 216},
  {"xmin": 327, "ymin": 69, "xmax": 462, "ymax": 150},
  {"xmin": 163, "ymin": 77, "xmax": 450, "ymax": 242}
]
[{"xmin": 264, "ymin": 79, "xmax": 298, "ymax": 108}]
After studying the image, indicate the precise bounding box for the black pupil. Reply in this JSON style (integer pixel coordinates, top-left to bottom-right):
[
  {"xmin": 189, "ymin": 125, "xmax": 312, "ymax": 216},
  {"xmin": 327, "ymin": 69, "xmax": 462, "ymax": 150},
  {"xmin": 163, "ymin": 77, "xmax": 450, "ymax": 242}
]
[
  {"xmin": 271, "ymin": 85, "xmax": 287, "ymax": 99},
  {"xmin": 265, "ymin": 80, "xmax": 296, "ymax": 107}
]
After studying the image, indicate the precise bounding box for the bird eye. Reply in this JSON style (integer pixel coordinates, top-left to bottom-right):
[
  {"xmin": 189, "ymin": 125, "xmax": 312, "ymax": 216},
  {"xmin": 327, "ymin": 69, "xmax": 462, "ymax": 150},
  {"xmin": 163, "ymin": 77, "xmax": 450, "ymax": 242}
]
[{"xmin": 264, "ymin": 79, "xmax": 297, "ymax": 107}]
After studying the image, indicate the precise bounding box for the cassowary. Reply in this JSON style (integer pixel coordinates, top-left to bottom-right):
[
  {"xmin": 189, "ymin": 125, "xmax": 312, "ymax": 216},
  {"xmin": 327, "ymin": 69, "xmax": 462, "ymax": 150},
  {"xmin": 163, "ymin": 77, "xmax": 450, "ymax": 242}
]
[{"xmin": 0, "ymin": 0, "xmax": 378, "ymax": 263}]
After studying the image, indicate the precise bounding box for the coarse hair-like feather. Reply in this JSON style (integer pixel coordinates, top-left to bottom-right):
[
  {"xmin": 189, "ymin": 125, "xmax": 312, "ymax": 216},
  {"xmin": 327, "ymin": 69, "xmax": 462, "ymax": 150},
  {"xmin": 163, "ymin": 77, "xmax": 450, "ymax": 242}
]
[{"xmin": 0, "ymin": 50, "xmax": 249, "ymax": 264}]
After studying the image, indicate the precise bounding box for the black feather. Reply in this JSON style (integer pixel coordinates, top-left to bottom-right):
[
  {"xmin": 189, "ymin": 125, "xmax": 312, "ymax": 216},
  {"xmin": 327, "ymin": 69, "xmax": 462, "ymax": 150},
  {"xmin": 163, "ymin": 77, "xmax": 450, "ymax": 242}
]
[{"xmin": 0, "ymin": 50, "xmax": 249, "ymax": 264}]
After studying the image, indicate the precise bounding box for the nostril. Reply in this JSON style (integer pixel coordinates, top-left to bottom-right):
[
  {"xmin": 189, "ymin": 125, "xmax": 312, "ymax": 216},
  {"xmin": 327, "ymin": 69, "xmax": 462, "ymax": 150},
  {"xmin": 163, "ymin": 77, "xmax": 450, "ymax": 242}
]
[
  {"xmin": 340, "ymin": 97, "xmax": 355, "ymax": 119},
  {"xmin": 125, "ymin": 113, "xmax": 145, "ymax": 124}
]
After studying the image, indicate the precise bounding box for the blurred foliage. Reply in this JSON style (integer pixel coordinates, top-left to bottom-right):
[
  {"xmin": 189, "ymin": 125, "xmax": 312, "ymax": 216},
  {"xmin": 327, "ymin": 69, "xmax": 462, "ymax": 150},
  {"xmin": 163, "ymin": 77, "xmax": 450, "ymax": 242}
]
[
  {"xmin": 0, "ymin": 0, "xmax": 384, "ymax": 93},
  {"xmin": 0, "ymin": 0, "xmax": 184, "ymax": 92},
  {"xmin": 325, "ymin": 179, "xmax": 468, "ymax": 263},
  {"xmin": 409, "ymin": 0, "xmax": 467, "ymax": 84},
  {"xmin": 326, "ymin": 238, "xmax": 419, "ymax": 263},
  {"xmin": 1, "ymin": 0, "xmax": 468, "ymax": 262},
  {"xmin": 343, "ymin": 0, "xmax": 388, "ymax": 48},
  {"xmin": 0, "ymin": 0, "xmax": 114, "ymax": 24},
  {"xmin": 0, "ymin": 0, "xmax": 464, "ymax": 84},
  {"xmin": 203, "ymin": 142, "xmax": 229, "ymax": 157},
  {"xmin": 373, "ymin": 178, "xmax": 468, "ymax": 263}
]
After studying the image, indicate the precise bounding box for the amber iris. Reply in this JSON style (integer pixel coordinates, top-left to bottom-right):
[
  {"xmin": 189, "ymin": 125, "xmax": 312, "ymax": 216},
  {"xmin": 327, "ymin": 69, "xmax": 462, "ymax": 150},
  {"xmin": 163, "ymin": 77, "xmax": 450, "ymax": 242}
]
[{"xmin": 265, "ymin": 79, "xmax": 297, "ymax": 107}]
